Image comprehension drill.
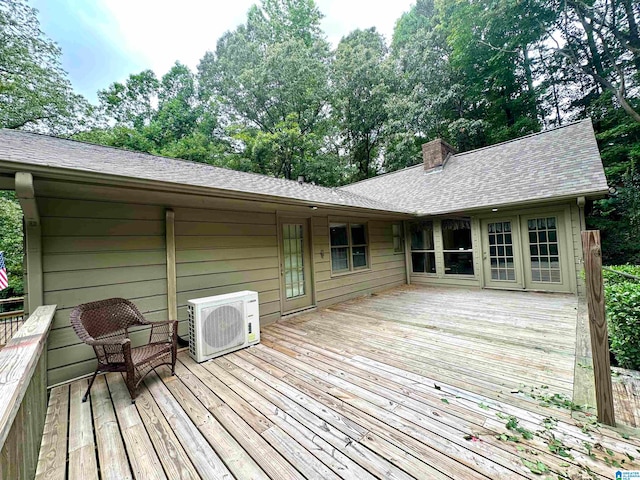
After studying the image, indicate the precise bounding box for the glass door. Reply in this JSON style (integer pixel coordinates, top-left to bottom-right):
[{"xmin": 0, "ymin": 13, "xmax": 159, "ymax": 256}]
[
  {"xmin": 482, "ymin": 218, "xmax": 523, "ymax": 288},
  {"xmin": 279, "ymin": 217, "xmax": 313, "ymax": 313},
  {"xmin": 520, "ymin": 214, "xmax": 570, "ymax": 292}
]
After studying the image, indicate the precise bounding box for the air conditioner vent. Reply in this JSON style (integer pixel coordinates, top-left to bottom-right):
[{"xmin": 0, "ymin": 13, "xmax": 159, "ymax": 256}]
[
  {"xmin": 201, "ymin": 302, "xmax": 244, "ymax": 353},
  {"xmin": 188, "ymin": 291, "xmax": 260, "ymax": 363}
]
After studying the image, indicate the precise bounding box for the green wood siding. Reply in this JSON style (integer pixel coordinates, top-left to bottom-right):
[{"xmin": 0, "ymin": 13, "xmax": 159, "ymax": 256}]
[
  {"xmin": 39, "ymin": 181, "xmax": 408, "ymax": 386},
  {"xmin": 312, "ymin": 217, "xmax": 406, "ymax": 308}
]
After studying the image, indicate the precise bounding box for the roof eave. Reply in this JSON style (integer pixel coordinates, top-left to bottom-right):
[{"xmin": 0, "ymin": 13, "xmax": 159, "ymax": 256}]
[
  {"xmin": 411, "ymin": 188, "xmax": 610, "ymax": 217},
  {"xmin": 0, "ymin": 160, "xmax": 414, "ymax": 218}
]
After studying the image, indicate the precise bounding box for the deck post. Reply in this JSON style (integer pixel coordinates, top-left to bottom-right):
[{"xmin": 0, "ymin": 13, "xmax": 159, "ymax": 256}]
[
  {"xmin": 403, "ymin": 221, "xmax": 411, "ymax": 285},
  {"xmin": 166, "ymin": 209, "xmax": 177, "ymax": 322},
  {"xmin": 15, "ymin": 172, "xmax": 43, "ymax": 316},
  {"xmin": 581, "ymin": 230, "xmax": 615, "ymax": 426}
]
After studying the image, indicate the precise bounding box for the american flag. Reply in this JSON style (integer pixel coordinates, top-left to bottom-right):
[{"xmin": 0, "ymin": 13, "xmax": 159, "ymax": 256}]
[{"xmin": 0, "ymin": 252, "xmax": 8, "ymax": 291}]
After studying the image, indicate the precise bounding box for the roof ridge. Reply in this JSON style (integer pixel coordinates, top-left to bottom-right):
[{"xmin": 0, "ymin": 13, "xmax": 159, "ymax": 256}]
[
  {"xmin": 341, "ymin": 119, "xmax": 591, "ymax": 190},
  {"xmin": 341, "ymin": 163, "xmax": 423, "ymax": 189},
  {"xmin": 452, "ymin": 118, "xmax": 590, "ymax": 158}
]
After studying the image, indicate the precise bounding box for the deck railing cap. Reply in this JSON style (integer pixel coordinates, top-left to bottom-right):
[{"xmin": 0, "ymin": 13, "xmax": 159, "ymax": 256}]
[{"xmin": 0, "ymin": 304, "xmax": 56, "ymax": 450}]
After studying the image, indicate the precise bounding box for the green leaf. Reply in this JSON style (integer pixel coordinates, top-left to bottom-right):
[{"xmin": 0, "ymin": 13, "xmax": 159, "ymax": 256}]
[{"xmin": 521, "ymin": 458, "xmax": 549, "ymax": 475}]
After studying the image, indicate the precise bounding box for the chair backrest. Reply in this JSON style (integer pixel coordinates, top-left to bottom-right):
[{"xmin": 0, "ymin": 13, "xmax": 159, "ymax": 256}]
[{"xmin": 70, "ymin": 298, "xmax": 146, "ymax": 343}]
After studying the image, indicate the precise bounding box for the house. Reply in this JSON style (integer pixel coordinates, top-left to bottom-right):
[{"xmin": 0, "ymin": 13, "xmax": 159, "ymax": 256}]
[
  {"xmin": 342, "ymin": 118, "xmax": 609, "ymax": 294},
  {"xmin": 0, "ymin": 118, "xmax": 608, "ymax": 386}
]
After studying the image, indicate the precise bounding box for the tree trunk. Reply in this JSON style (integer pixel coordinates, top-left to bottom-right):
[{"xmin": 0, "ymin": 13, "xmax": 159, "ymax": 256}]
[
  {"xmin": 538, "ymin": 49, "xmax": 562, "ymax": 125},
  {"xmin": 570, "ymin": 1, "xmax": 606, "ymax": 80},
  {"xmin": 522, "ymin": 46, "xmax": 535, "ymax": 94},
  {"xmin": 522, "ymin": 45, "xmax": 540, "ymax": 121},
  {"xmin": 621, "ymin": 0, "xmax": 640, "ymax": 73}
]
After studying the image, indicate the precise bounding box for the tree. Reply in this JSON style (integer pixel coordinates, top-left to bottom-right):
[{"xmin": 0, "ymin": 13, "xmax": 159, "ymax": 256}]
[
  {"xmin": 331, "ymin": 28, "xmax": 391, "ymax": 181},
  {"xmin": 554, "ymin": 0, "xmax": 640, "ymax": 123},
  {"xmin": 97, "ymin": 70, "xmax": 159, "ymax": 130},
  {"xmin": 587, "ymin": 93, "xmax": 640, "ymax": 263},
  {"xmin": 0, "ymin": 0, "xmax": 92, "ymax": 134},
  {"xmin": 80, "ymin": 62, "xmax": 228, "ymax": 164},
  {"xmin": 438, "ymin": 0, "xmax": 555, "ymax": 140},
  {"xmin": 0, "ymin": 192, "xmax": 23, "ymax": 299},
  {"xmin": 198, "ymin": 0, "xmax": 332, "ymax": 181},
  {"xmin": 385, "ymin": 0, "xmax": 489, "ymax": 170}
]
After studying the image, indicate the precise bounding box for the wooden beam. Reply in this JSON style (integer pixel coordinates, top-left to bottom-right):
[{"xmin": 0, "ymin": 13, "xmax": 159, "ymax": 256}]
[
  {"xmin": 166, "ymin": 209, "xmax": 177, "ymax": 321},
  {"xmin": 15, "ymin": 173, "xmax": 43, "ymax": 315},
  {"xmin": 403, "ymin": 221, "xmax": 411, "ymax": 285},
  {"xmin": 581, "ymin": 230, "xmax": 615, "ymax": 426}
]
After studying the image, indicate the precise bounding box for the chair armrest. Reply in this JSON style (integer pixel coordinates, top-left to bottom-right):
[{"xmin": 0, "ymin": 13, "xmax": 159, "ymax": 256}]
[
  {"xmin": 149, "ymin": 320, "xmax": 178, "ymax": 344},
  {"xmin": 86, "ymin": 337, "xmax": 131, "ymax": 347},
  {"xmin": 86, "ymin": 337, "xmax": 132, "ymax": 365}
]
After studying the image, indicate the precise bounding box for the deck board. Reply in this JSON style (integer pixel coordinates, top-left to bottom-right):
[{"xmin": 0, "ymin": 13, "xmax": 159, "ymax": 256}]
[
  {"xmin": 612, "ymin": 368, "xmax": 640, "ymax": 429},
  {"xmin": 37, "ymin": 285, "xmax": 640, "ymax": 479}
]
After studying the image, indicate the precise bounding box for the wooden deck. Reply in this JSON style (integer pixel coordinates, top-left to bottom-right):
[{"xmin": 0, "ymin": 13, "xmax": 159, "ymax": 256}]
[
  {"xmin": 36, "ymin": 286, "xmax": 640, "ymax": 479},
  {"xmin": 613, "ymin": 367, "xmax": 640, "ymax": 428}
]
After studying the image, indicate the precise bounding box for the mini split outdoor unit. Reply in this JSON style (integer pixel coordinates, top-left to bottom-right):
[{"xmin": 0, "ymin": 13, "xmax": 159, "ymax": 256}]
[{"xmin": 187, "ymin": 291, "xmax": 260, "ymax": 363}]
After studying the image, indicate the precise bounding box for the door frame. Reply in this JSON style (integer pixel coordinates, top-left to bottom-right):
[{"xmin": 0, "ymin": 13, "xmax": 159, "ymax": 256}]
[
  {"xmin": 478, "ymin": 204, "xmax": 577, "ymax": 294},
  {"xmin": 480, "ymin": 216, "xmax": 525, "ymax": 289},
  {"xmin": 519, "ymin": 210, "xmax": 573, "ymax": 293},
  {"xmin": 276, "ymin": 213, "xmax": 316, "ymax": 315}
]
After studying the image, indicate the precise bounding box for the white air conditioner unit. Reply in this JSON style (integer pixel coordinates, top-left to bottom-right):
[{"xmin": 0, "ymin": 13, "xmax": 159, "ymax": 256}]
[{"xmin": 187, "ymin": 291, "xmax": 260, "ymax": 363}]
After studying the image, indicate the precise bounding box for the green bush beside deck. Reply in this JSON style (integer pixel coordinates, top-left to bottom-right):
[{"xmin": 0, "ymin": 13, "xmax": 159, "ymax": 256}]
[{"xmin": 603, "ymin": 265, "xmax": 640, "ymax": 370}]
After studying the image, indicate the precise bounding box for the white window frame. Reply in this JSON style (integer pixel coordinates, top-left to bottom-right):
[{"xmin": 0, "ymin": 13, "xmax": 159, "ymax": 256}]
[
  {"xmin": 392, "ymin": 223, "xmax": 404, "ymax": 254},
  {"xmin": 410, "ymin": 221, "xmax": 437, "ymax": 275},
  {"xmin": 441, "ymin": 218, "xmax": 475, "ymax": 276},
  {"xmin": 329, "ymin": 221, "xmax": 370, "ymax": 275}
]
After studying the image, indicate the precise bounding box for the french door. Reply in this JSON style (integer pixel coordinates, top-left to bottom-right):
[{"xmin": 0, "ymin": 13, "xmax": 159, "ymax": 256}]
[
  {"xmin": 482, "ymin": 213, "xmax": 572, "ymax": 292},
  {"xmin": 520, "ymin": 214, "xmax": 570, "ymax": 292},
  {"xmin": 481, "ymin": 218, "xmax": 523, "ymax": 289}
]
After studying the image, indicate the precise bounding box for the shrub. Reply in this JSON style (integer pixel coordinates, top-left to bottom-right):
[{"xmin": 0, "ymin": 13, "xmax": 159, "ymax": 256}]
[{"xmin": 604, "ymin": 265, "xmax": 640, "ymax": 370}]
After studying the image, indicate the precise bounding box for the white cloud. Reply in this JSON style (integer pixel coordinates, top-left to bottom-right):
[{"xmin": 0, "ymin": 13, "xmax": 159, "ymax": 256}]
[
  {"xmin": 318, "ymin": 0, "xmax": 412, "ymax": 46},
  {"xmin": 96, "ymin": 0, "xmax": 255, "ymax": 76},
  {"xmin": 96, "ymin": 1, "xmax": 414, "ymax": 77}
]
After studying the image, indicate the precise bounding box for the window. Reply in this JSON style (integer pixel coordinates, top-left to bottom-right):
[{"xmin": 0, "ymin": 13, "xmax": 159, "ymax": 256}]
[
  {"xmin": 488, "ymin": 221, "xmax": 515, "ymax": 281},
  {"xmin": 282, "ymin": 224, "xmax": 305, "ymax": 298},
  {"xmin": 410, "ymin": 221, "xmax": 436, "ymax": 274},
  {"xmin": 330, "ymin": 223, "xmax": 369, "ymax": 273},
  {"xmin": 392, "ymin": 223, "xmax": 404, "ymax": 253},
  {"xmin": 442, "ymin": 218, "xmax": 474, "ymax": 275},
  {"xmin": 528, "ymin": 217, "xmax": 561, "ymax": 283}
]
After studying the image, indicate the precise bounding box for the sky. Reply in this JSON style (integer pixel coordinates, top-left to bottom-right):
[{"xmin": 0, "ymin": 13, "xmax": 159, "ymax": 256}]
[{"xmin": 30, "ymin": 0, "xmax": 415, "ymax": 104}]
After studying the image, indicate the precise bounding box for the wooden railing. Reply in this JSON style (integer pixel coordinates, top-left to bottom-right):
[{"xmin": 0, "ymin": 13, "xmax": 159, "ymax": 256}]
[
  {"xmin": 0, "ymin": 297, "xmax": 25, "ymax": 348},
  {"xmin": 0, "ymin": 305, "xmax": 56, "ymax": 479}
]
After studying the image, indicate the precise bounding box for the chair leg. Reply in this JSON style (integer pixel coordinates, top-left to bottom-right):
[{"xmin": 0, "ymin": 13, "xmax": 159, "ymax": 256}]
[{"xmin": 82, "ymin": 369, "xmax": 99, "ymax": 402}]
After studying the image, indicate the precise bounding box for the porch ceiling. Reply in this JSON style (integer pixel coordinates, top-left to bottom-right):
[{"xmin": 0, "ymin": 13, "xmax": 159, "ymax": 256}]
[{"xmin": 36, "ymin": 286, "xmax": 640, "ymax": 479}]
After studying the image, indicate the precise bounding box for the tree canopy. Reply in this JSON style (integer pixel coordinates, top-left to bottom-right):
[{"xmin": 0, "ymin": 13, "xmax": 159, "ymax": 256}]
[
  {"xmin": 1, "ymin": 0, "xmax": 639, "ymax": 262},
  {"xmin": 0, "ymin": 0, "xmax": 92, "ymax": 134}
]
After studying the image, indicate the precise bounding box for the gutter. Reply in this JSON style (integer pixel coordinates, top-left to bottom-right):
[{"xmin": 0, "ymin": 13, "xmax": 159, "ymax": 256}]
[
  {"xmin": 1, "ymin": 160, "xmax": 606, "ymax": 220},
  {"xmin": 0, "ymin": 160, "xmax": 414, "ymax": 219},
  {"xmin": 412, "ymin": 190, "xmax": 610, "ymax": 218}
]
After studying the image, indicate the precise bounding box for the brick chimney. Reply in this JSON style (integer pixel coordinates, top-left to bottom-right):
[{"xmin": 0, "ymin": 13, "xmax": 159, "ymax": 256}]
[{"xmin": 421, "ymin": 139, "xmax": 456, "ymax": 171}]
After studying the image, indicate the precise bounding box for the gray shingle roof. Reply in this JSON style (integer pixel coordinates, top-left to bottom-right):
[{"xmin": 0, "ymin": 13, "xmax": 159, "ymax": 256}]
[
  {"xmin": 342, "ymin": 119, "xmax": 609, "ymax": 215},
  {"xmin": 0, "ymin": 129, "xmax": 410, "ymax": 214}
]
